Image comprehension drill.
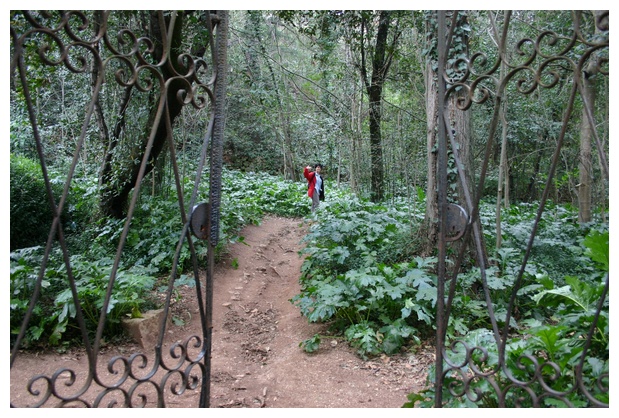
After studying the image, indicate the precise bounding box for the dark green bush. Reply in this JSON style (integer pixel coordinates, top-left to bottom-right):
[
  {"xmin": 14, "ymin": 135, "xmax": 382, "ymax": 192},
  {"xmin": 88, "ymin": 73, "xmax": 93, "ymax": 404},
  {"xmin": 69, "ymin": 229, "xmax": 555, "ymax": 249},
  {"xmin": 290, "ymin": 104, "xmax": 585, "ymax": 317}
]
[
  {"xmin": 10, "ymin": 154, "xmax": 100, "ymax": 252},
  {"xmin": 10, "ymin": 154, "xmax": 60, "ymax": 250}
]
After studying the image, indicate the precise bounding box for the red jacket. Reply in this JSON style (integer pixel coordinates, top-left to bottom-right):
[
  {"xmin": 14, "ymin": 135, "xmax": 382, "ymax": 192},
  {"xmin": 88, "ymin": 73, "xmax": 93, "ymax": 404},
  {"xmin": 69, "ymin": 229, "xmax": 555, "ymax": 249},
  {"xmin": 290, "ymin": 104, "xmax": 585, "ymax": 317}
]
[{"xmin": 303, "ymin": 167, "xmax": 324, "ymax": 199}]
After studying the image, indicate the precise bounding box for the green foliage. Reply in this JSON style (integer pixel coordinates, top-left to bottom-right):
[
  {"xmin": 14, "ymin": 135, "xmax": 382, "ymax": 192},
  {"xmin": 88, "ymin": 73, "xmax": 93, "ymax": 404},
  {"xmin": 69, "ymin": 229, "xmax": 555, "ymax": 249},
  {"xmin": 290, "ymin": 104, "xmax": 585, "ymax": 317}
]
[
  {"xmin": 532, "ymin": 274, "xmax": 608, "ymax": 353},
  {"xmin": 52, "ymin": 258, "xmax": 157, "ymax": 336},
  {"xmin": 10, "ymin": 99, "xmax": 37, "ymax": 159},
  {"xmin": 98, "ymin": 196, "xmax": 200, "ymax": 273},
  {"xmin": 405, "ymin": 210, "xmax": 609, "ymax": 408},
  {"xmin": 499, "ymin": 201, "xmax": 600, "ymax": 281},
  {"xmin": 10, "ymin": 154, "xmax": 99, "ymax": 251},
  {"xmin": 10, "ymin": 10, "xmax": 609, "ymax": 407},
  {"xmin": 292, "ymin": 192, "xmax": 607, "ymax": 405},
  {"xmin": 231, "ymin": 258, "xmax": 239, "ymax": 269},
  {"xmin": 299, "ymin": 196, "xmax": 418, "ymax": 274},
  {"xmin": 408, "ymin": 316, "xmax": 608, "ymax": 408},
  {"xmin": 10, "ymin": 167, "xmax": 313, "ymax": 347},
  {"xmin": 10, "ymin": 154, "xmax": 60, "ymax": 250},
  {"xmin": 292, "ymin": 195, "xmax": 434, "ymax": 357},
  {"xmin": 221, "ymin": 169, "xmax": 311, "ymax": 222},
  {"xmin": 583, "ymin": 229, "xmax": 609, "ymax": 272},
  {"xmin": 10, "ymin": 248, "xmax": 157, "ymax": 347},
  {"xmin": 299, "ymin": 334, "xmax": 321, "ymax": 353}
]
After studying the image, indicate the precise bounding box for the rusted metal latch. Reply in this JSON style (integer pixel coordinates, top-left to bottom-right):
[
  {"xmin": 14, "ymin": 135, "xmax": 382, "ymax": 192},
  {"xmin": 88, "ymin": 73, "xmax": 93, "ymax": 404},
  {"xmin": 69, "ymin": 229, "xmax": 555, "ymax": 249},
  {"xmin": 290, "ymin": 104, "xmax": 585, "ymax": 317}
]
[
  {"xmin": 445, "ymin": 203, "xmax": 468, "ymax": 241},
  {"xmin": 190, "ymin": 202, "xmax": 211, "ymax": 240}
]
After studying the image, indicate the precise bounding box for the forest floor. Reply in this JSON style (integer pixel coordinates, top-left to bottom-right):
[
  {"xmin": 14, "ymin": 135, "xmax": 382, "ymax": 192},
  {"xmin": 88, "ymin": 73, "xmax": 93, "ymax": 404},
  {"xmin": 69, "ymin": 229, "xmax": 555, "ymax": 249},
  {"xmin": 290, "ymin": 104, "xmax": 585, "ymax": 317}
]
[{"xmin": 10, "ymin": 215, "xmax": 434, "ymax": 409}]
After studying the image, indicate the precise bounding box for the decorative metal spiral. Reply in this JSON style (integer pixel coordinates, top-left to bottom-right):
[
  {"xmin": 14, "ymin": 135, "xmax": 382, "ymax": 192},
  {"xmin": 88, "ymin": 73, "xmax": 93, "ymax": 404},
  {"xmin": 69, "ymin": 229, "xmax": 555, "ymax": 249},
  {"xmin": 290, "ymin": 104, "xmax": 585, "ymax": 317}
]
[
  {"xmin": 444, "ymin": 10, "xmax": 608, "ymax": 111},
  {"xmin": 19, "ymin": 333, "xmax": 208, "ymax": 407}
]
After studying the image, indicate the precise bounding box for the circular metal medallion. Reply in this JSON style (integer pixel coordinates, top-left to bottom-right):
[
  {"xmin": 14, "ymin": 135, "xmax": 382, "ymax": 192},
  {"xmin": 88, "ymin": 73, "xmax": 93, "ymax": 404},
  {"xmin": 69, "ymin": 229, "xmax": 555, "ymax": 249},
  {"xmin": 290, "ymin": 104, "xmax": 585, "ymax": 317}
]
[
  {"xmin": 190, "ymin": 202, "xmax": 211, "ymax": 240},
  {"xmin": 445, "ymin": 203, "xmax": 468, "ymax": 241}
]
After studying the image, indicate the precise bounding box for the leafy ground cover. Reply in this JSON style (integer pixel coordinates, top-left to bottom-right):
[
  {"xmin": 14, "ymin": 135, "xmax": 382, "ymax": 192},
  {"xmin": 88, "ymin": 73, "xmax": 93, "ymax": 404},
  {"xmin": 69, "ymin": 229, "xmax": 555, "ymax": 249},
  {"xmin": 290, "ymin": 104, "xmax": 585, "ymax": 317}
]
[
  {"xmin": 11, "ymin": 215, "xmax": 434, "ymax": 407},
  {"xmin": 10, "ymin": 166, "xmax": 608, "ymax": 407},
  {"xmin": 294, "ymin": 194, "xmax": 608, "ymax": 407},
  {"xmin": 10, "ymin": 166, "xmax": 311, "ymax": 348}
]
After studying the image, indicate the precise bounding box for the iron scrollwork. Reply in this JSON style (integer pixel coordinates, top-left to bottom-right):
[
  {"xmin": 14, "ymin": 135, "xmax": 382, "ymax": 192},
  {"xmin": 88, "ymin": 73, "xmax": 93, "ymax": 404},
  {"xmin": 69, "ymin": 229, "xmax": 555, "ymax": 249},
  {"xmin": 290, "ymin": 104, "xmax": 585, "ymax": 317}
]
[
  {"xmin": 10, "ymin": 10, "xmax": 228, "ymax": 407},
  {"xmin": 436, "ymin": 10, "xmax": 608, "ymax": 407}
]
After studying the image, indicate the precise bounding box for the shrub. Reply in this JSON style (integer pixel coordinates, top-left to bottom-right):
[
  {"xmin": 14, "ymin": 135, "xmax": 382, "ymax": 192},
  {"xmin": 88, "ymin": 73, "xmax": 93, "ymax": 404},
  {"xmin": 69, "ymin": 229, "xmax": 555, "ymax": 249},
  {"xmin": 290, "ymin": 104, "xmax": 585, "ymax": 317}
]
[
  {"xmin": 10, "ymin": 167, "xmax": 315, "ymax": 347},
  {"xmin": 405, "ymin": 227, "xmax": 609, "ymax": 408},
  {"xmin": 293, "ymin": 195, "xmax": 436, "ymax": 357},
  {"xmin": 10, "ymin": 247, "xmax": 158, "ymax": 347},
  {"xmin": 10, "ymin": 154, "xmax": 97, "ymax": 252},
  {"xmin": 10, "ymin": 154, "xmax": 60, "ymax": 250}
]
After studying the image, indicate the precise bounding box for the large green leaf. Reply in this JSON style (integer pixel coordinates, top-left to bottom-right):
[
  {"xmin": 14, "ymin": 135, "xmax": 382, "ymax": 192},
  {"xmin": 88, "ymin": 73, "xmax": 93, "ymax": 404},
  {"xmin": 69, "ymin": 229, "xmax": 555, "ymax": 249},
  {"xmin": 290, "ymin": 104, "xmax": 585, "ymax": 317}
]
[
  {"xmin": 583, "ymin": 230, "xmax": 609, "ymax": 272},
  {"xmin": 533, "ymin": 276, "xmax": 601, "ymax": 312}
]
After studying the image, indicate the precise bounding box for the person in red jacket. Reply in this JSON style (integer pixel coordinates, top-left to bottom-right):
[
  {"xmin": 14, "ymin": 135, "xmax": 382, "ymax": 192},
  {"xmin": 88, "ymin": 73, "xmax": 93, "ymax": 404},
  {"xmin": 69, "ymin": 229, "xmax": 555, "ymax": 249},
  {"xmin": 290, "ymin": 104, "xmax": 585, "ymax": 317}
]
[{"xmin": 303, "ymin": 164, "xmax": 325, "ymax": 212}]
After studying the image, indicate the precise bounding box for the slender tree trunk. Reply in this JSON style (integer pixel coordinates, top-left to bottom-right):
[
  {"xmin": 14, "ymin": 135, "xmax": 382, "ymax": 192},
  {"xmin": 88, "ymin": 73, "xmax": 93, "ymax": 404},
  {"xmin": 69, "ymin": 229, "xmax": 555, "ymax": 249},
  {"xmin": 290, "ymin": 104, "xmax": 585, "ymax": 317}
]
[
  {"xmin": 600, "ymin": 75, "xmax": 608, "ymax": 223},
  {"xmin": 489, "ymin": 11, "xmax": 511, "ymax": 250},
  {"xmin": 496, "ymin": 105, "xmax": 509, "ymax": 249},
  {"xmin": 349, "ymin": 93, "xmax": 357, "ymax": 192},
  {"xmin": 577, "ymin": 11, "xmax": 602, "ymax": 223},
  {"xmin": 527, "ymin": 147, "xmax": 543, "ymax": 201},
  {"xmin": 269, "ymin": 18, "xmax": 297, "ymax": 181},
  {"xmin": 422, "ymin": 55, "xmax": 439, "ymax": 255},
  {"xmin": 90, "ymin": 11, "xmax": 112, "ymax": 185},
  {"xmin": 348, "ymin": 56, "xmax": 363, "ymax": 194},
  {"xmin": 368, "ymin": 88, "xmax": 384, "ymax": 202},
  {"xmin": 578, "ymin": 69, "xmax": 595, "ymax": 223}
]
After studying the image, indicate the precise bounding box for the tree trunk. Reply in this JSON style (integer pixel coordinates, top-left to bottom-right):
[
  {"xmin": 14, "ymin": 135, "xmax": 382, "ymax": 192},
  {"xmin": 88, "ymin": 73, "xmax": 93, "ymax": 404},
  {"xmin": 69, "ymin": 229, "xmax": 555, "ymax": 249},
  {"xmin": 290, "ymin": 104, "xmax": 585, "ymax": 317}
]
[
  {"xmin": 578, "ymin": 69, "xmax": 595, "ymax": 223},
  {"xmin": 347, "ymin": 42, "xmax": 362, "ymax": 194},
  {"xmin": 577, "ymin": 12, "xmax": 602, "ymax": 224},
  {"xmin": 268, "ymin": 16, "xmax": 297, "ymax": 181},
  {"xmin": 350, "ymin": 88, "xmax": 363, "ymax": 194},
  {"xmin": 365, "ymin": 11, "xmax": 392, "ymax": 202},
  {"xmin": 368, "ymin": 89, "xmax": 384, "ymax": 202},
  {"xmin": 496, "ymin": 105, "xmax": 509, "ymax": 249},
  {"xmin": 450, "ymin": 98, "xmax": 472, "ymax": 204},
  {"xmin": 99, "ymin": 11, "xmax": 188, "ymax": 219},
  {"xmin": 422, "ymin": 55, "xmax": 439, "ymax": 256},
  {"xmin": 90, "ymin": 11, "xmax": 113, "ymax": 185},
  {"xmin": 489, "ymin": 11, "xmax": 511, "ymax": 250},
  {"xmin": 527, "ymin": 146, "xmax": 543, "ymax": 201},
  {"xmin": 449, "ymin": 92, "xmax": 482, "ymax": 266}
]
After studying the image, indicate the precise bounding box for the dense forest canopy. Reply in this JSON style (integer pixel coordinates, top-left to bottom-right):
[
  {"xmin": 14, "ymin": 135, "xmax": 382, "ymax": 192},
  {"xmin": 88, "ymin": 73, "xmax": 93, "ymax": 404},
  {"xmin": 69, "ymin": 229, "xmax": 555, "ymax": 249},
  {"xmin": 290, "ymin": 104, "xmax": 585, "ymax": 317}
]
[
  {"xmin": 10, "ymin": 10, "xmax": 609, "ymax": 216},
  {"xmin": 10, "ymin": 10, "xmax": 609, "ymax": 264}
]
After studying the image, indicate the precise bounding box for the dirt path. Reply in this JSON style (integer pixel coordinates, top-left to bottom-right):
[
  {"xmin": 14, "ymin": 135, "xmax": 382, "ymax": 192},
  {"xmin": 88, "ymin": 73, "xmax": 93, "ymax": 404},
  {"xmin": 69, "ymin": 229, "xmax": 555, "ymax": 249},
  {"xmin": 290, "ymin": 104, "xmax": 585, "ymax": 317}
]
[{"xmin": 10, "ymin": 216, "xmax": 432, "ymax": 408}]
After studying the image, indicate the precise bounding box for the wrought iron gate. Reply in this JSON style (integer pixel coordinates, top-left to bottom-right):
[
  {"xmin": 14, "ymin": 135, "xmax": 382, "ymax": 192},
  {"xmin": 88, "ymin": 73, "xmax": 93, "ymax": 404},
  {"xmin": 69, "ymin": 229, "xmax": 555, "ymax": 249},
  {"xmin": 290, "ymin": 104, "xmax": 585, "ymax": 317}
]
[
  {"xmin": 10, "ymin": 10, "xmax": 228, "ymax": 407},
  {"xmin": 433, "ymin": 11, "xmax": 608, "ymax": 407}
]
